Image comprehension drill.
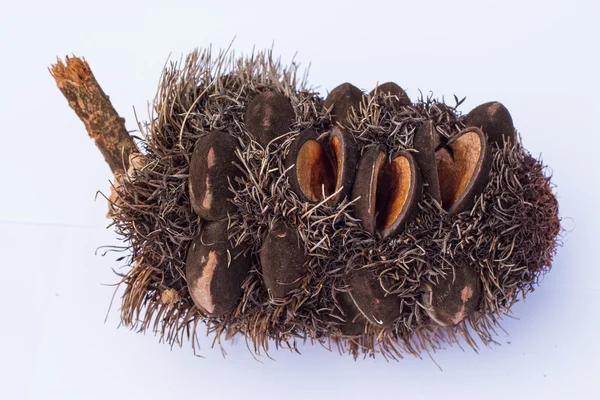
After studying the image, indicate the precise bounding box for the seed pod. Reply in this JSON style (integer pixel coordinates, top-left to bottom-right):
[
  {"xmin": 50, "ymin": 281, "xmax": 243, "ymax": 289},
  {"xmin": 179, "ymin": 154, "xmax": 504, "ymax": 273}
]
[
  {"xmin": 422, "ymin": 265, "xmax": 482, "ymax": 326},
  {"xmin": 346, "ymin": 269, "xmax": 401, "ymax": 328},
  {"xmin": 330, "ymin": 291, "xmax": 367, "ymax": 336},
  {"xmin": 352, "ymin": 146, "xmax": 423, "ymax": 239},
  {"xmin": 189, "ymin": 131, "xmax": 240, "ymax": 220},
  {"xmin": 185, "ymin": 220, "xmax": 250, "ymax": 317},
  {"xmin": 369, "ymin": 82, "xmax": 411, "ymax": 107},
  {"xmin": 436, "ymin": 148, "xmax": 457, "ymax": 208},
  {"xmin": 244, "ymin": 91, "xmax": 296, "ymax": 147},
  {"xmin": 413, "ymin": 121, "xmax": 441, "ymax": 203},
  {"xmin": 286, "ymin": 127, "xmax": 358, "ymax": 205},
  {"xmin": 464, "ymin": 101, "xmax": 516, "ymax": 147},
  {"xmin": 436, "ymin": 127, "xmax": 492, "ymax": 215},
  {"xmin": 259, "ymin": 222, "xmax": 308, "ymax": 299},
  {"xmin": 323, "ymin": 83, "xmax": 365, "ymax": 127}
]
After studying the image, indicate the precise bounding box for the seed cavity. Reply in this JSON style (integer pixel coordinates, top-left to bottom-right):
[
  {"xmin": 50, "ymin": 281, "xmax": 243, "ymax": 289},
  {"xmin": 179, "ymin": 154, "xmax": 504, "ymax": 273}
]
[
  {"xmin": 352, "ymin": 146, "xmax": 422, "ymax": 239},
  {"xmin": 287, "ymin": 127, "xmax": 358, "ymax": 206},
  {"xmin": 435, "ymin": 127, "xmax": 491, "ymax": 215}
]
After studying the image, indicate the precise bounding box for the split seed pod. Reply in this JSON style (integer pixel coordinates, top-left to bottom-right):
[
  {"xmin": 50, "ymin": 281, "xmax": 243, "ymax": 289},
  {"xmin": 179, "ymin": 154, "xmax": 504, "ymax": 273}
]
[
  {"xmin": 185, "ymin": 220, "xmax": 250, "ymax": 317},
  {"xmin": 286, "ymin": 127, "xmax": 358, "ymax": 205},
  {"xmin": 352, "ymin": 146, "xmax": 423, "ymax": 239},
  {"xmin": 436, "ymin": 127, "xmax": 492, "ymax": 215},
  {"xmin": 369, "ymin": 82, "xmax": 411, "ymax": 107},
  {"xmin": 259, "ymin": 222, "xmax": 308, "ymax": 299},
  {"xmin": 413, "ymin": 120, "xmax": 441, "ymax": 203},
  {"xmin": 323, "ymin": 83, "xmax": 365, "ymax": 126},
  {"xmin": 189, "ymin": 131, "xmax": 241, "ymax": 220},
  {"xmin": 244, "ymin": 91, "xmax": 296, "ymax": 147},
  {"xmin": 464, "ymin": 101, "xmax": 516, "ymax": 147},
  {"xmin": 422, "ymin": 264, "xmax": 482, "ymax": 326},
  {"xmin": 346, "ymin": 269, "xmax": 401, "ymax": 328}
]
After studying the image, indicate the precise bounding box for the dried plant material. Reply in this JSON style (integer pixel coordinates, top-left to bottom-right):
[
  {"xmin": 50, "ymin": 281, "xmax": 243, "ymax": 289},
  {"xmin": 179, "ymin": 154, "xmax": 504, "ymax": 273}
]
[
  {"xmin": 436, "ymin": 127, "xmax": 492, "ymax": 215},
  {"xmin": 51, "ymin": 48, "xmax": 562, "ymax": 361},
  {"xmin": 330, "ymin": 291, "xmax": 367, "ymax": 336},
  {"xmin": 186, "ymin": 220, "xmax": 250, "ymax": 316},
  {"xmin": 259, "ymin": 221, "xmax": 308, "ymax": 299},
  {"xmin": 286, "ymin": 127, "xmax": 358, "ymax": 205},
  {"xmin": 464, "ymin": 101, "xmax": 516, "ymax": 147},
  {"xmin": 323, "ymin": 83, "xmax": 365, "ymax": 126},
  {"xmin": 50, "ymin": 56, "xmax": 138, "ymax": 175},
  {"xmin": 369, "ymin": 82, "xmax": 411, "ymax": 107},
  {"xmin": 422, "ymin": 264, "xmax": 482, "ymax": 326},
  {"xmin": 413, "ymin": 120, "xmax": 441, "ymax": 202},
  {"xmin": 107, "ymin": 153, "xmax": 146, "ymax": 218},
  {"xmin": 161, "ymin": 288, "xmax": 180, "ymax": 309},
  {"xmin": 436, "ymin": 148, "xmax": 456, "ymax": 207},
  {"xmin": 352, "ymin": 146, "xmax": 422, "ymax": 239},
  {"xmin": 244, "ymin": 91, "xmax": 296, "ymax": 147},
  {"xmin": 189, "ymin": 131, "xmax": 241, "ymax": 220},
  {"xmin": 346, "ymin": 269, "xmax": 401, "ymax": 328}
]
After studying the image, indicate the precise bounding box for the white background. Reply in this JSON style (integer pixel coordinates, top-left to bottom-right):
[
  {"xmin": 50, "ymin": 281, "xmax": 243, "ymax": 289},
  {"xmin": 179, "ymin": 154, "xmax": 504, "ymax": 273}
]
[{"xmin": 1, "ymin": 1, "xmax": 598, "ymax": 399}]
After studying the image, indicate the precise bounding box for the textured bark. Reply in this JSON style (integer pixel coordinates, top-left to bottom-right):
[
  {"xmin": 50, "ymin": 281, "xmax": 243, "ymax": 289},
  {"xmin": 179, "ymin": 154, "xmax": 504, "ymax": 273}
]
[{"xmin": 50, "ymin": 56, "xmax": 138, "ymax": 174}]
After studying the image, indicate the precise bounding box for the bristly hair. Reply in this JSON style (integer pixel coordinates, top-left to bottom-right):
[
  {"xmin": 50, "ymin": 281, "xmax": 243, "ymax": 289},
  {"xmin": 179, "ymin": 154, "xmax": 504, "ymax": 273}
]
[{"xmin": 107, "ymin": 47, "xmax": 561, "ymax": 360}]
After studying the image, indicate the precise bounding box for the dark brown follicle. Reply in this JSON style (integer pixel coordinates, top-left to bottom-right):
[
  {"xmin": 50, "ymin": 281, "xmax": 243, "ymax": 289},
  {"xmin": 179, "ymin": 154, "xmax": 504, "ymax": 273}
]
[
  {"xmin": 436, "ymin": 127, "xmax": 492, "ymax": 215},
  {"xmin": 436, "ymin": 147, "xmax": 457, "ymax": 208},
  {"xmin": 464, "ymin": 101, "xmax": 516, "ymax": 148},
  {"xmin": 244, "ymin": 91, "xmax": 296, "ymax": 147},
  {"xmin": 185, "ymin": 220, "xmax": 250, "ymax": 317},
  {"xmin": 330, "ymin": 291, "xmax": 367, "ymax": 336},
  {"xmin": 259, "ymin": 222, "xmax": 308, "ymax": 299},
  {"xmin": 323, "ymin": 83, "xmax": 365, "ymax": 127},
  {"xmin": 286, "ymin": 127, "xmax": 358, "ymax": 205},
  {"xmin": 413, "ymin": 120, "xmax": 441, "ymax": 203},
  {"xmin": 369, "ymin": 82, "xmax": 411, "ymax": 107},
  {"xmin": 346, "ymin": 269, "xmax": 401, "ymax": 328},
  {"xmin": 189, "ymin": 130, "xmax": 241, "ymax": 220},
  {"xmin": 327, "ymin": 127, "xmax": 359, "ymax": 205},
  {"xmin": 352, "ymin": 146, "xmax": 422, "ymax": 239},
  {"xmin": 352, "ymin": 145, "xmax": 386, "ymax": 235},
  {"xmin": 422, "ymin": 264, "xmax": 482, "ymax": 326}
]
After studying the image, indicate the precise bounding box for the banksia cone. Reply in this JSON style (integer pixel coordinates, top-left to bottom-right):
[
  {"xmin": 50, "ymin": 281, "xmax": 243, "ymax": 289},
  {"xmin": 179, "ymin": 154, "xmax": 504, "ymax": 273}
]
[{"xmin": 51, "ymin": 48, "xmax": 561, "ymax": 360}]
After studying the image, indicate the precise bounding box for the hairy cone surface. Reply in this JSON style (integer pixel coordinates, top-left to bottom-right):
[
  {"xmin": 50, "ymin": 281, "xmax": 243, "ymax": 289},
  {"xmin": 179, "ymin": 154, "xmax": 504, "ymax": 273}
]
[{"xmin": 107, "ymin": 48, "xmax": 561, "ymax": 360}]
